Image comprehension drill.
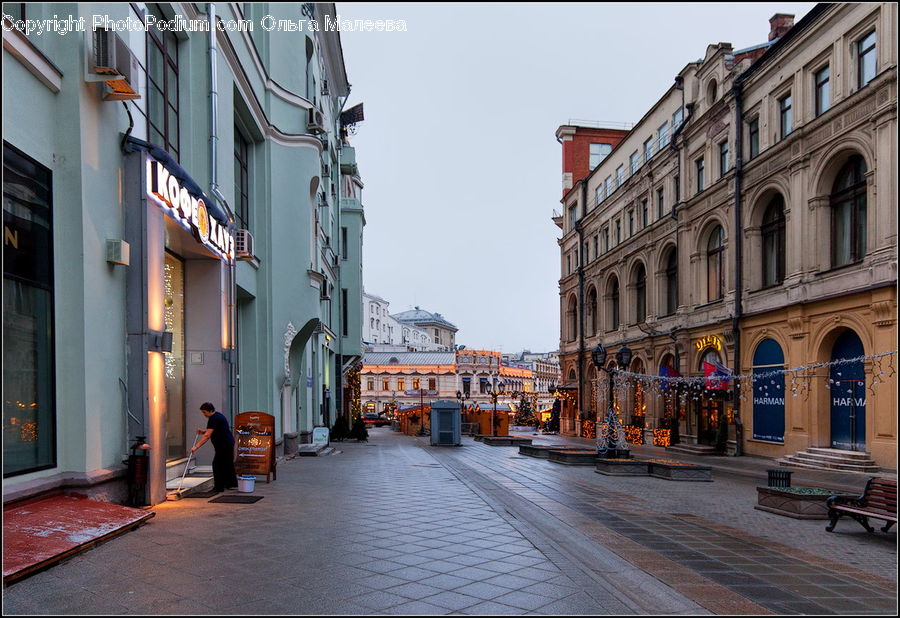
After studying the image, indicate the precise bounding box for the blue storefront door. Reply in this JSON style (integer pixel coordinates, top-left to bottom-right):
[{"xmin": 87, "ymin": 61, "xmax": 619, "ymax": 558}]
[{"xmin": 829, "ymin": 331, "xmax": 866, "ymax": 451}]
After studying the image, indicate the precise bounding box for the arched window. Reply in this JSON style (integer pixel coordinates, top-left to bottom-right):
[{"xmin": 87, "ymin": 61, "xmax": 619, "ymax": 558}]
[
  {"xmin": 634, "ymin": 264, "xmax": 646, "ymax": 323},
  {"xmin": 762, "ymin": 196, "xmax": 786, "ymax": 287},
  {"xmin": 566, "ymin": 295, "xmax": 577, "ymax": 342},
  {"xmin": 706, "ymin": 226, "xmax": 725, "ymax": 301},
  {"xmin": 708, "ymin": 79, "xmax": 718, "ymax": 104},
  {"xmin": 665, "ymin": 249, "xmax": 678, "ymax": 316},
  {"xmin": 608, "ymin": 277, "xmax": 620, "ymax": 330},
  {"xmin": 831, "ymin": 155, "xmax": 867, "ymax": 267},
  {"xmin": 587, "ymin": 287, "xmax": 598, "ymax": 336}
]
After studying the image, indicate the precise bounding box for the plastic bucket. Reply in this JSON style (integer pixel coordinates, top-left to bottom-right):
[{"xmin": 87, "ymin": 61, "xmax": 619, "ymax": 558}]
[{"xmin": 237, "ymin": 475, "xmax": 255, "ymax": 493}]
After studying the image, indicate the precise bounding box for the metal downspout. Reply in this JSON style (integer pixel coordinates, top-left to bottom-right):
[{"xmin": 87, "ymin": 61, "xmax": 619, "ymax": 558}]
[
  {"xmin": 209, "ymin": 3, "xmax": 238, "ymax": 419},
  {"xmin": 731, "ymin": 78, "xmax": 745, "ymax": 456},
  {"xmin": 335, "ymin": 92, "xmax": 350, "ymax": 421}
]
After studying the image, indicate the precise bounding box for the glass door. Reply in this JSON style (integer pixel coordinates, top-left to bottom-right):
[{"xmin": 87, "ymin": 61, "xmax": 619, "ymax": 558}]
[{"xmin": 163, "ymin": 251, "xmax": 185, "ymax": 460}]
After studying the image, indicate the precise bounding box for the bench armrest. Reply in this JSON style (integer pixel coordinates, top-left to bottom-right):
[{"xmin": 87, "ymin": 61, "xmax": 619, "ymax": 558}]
[{"xmin": 826, "ymin": 494, "xmax": 863, "ymax": 508}]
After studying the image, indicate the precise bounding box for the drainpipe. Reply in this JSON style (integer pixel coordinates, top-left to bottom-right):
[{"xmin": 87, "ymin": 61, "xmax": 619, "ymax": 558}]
[
  {"xmin": 209, "ymin": 3, "xmax": 238, "ymax": 420},
  {"xmin": 731, "ymin": 78, "xmax": 745, "ymax": 456},
  {"xmin": 576, "ymin": 181, "xmax": 587, "ymax": 432},
  {"xmin": 335, "ymin": 92, "xmax": 351, "ymax": 421}
]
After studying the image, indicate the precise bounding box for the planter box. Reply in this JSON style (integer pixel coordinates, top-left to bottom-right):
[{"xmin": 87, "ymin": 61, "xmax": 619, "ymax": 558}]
[
  {"xmin": 519, "ymin": 445, "xmax": 582, "ymax": 459},
  {"xmin": 754, "ymin": 487, "xmax": 837, "ymax": 520},
  {"xmin": 595, "ymin": 458, "xmax": 650, "ymax": 476},
  {"xmin": 482, "ymin": 436, "xmax": 532, "ymax": 447},
  {"xmin": 648, "ymin": 459, "xmax": 712, "ymax": 481},
  {"xmin": 547, "ymin": 449, "xmax": 598, "ymax": 465}
]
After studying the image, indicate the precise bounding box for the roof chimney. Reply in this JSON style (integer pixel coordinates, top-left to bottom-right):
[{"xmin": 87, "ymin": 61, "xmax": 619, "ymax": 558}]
[{"xmin": 768, "ymin": 13, "xmax": 795, "ymax": 41}]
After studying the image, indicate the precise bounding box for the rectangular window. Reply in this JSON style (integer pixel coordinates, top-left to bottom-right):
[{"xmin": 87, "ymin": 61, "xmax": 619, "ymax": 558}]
[
  {"xmin": 589, "ymin": 143, "xmax": 612, "ymax": 169},
  {"xmin": 595, "ymin": 186, "xmax": 603, "ymax": 205},
  {"xmin": 674, "ymin": 177, "xmax": 680, "ymax": 204},
  {"xmin": 719, "ymin": 141, "xmax": 729, "ymax": 177},
  {"xmin": 779, "ymin": 94, "xmax": 793, "ymax": 139},
  {"xmin": 397, "ymin": 378, "xmax": 405, "ymax": 391},
  {"xmin": 616, "ymin": 165, "xmax": 624, "ymax": 187},
  {"xmin": 643, "ymin": 136, "xmax": 653, "ymax": 162},
  {"xmin": 858, "ymin": 31, "xmax": 876, "ymax": 88},
  {"xmin": 656, "ymin": 188, "xmax": 664, "ymax": 219},
  {"xmin": 615, "ymin": 220, "xmax": 621, "ymax": 245},
  {"xmin": 593, "ymin": 235, "xmax": 598, "ymax": 258},
  {"xmin": 3, "ymin": 143, "xmax": 56, "ymax": 477},
  {"xmin": 234, "ymin": 127, "xmax": 250, "ymax": 229},
  {"xmin": 428, "ymin": 378, "xmax": 436, "ymax": 390},
  {"xmin": 657, "ymin": 122, "xmax": 670, "ymax": 149},
  {"xmin": 605, "ymin": 176, "xmax": 613, "ymax": 197},
  {"xmin": 602, "ymin": 228, "xmax": 609, "ymax": 253},
  {"xmin": 341, "ymin": 288, "xmax": 348, "ymax": 336},
  {"xmin": 696, "ymin": 157, "xmax": 705, "ymax": 192},
  {"xmin": 568, "ymin": 205, "xmax": 577, "ymax": 231},
  {"xmin": 628, "ymin": 210, "xmax": 634, "ymax": 237},
  {"xmin": 341, "ymin": 227, "xmax": 348, "ymax": 260},
  {"xmin": 748, "ymin": 117, "xmax": 760, "ymax": 159},
  {"xmin": 815, "ymin": 66, "xmax": 830, "ymax": 116},
  {"xmin": 413, "ymin": 378, "xmax": 421, "ymax": 390},
  {"xmin": 641, "ymin": 200, "xmax": 648, "ymax": 228},
  {"xmin": 367, "ymin": 378, "xmax": 374, "ymax": 391},
  {"xmin": 672, "ymin": 107, "xmax": 684, "ymax": 129},
  {"xmin": 147, "ymin": 5, "xmax": 179, "ymax": 159},
  {"xmin": 382, "ymin": 378, "xmax": 390, "ymax": 391},
  {"xmin": 630, "ymin": 151, "xmax": 639, "ymax": 176}
]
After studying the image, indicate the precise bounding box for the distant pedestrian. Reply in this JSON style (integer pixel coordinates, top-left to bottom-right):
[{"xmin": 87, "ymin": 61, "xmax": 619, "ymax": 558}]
[{"xmin": 191, "ymin": 402, "xmax": 238, "ymax": 492}]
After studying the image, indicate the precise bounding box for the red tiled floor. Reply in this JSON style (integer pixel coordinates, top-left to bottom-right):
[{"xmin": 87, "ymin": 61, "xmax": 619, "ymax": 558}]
[{"xmin": 3, "ymin": 494, "xmax": 154, "ymax": 583}]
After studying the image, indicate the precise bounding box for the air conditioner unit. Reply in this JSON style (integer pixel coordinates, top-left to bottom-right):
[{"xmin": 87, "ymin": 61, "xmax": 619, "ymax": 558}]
[
  {"xmin": 307, "ymin": 107, "xmax": 326, "ymax": 134},
  {"xmin": 87, "ymin": 28, "xmax": 140, "ymax": 101},
  {"xmin": 235, "ymin": 229, "xmax": 255, "ymax": 260}
]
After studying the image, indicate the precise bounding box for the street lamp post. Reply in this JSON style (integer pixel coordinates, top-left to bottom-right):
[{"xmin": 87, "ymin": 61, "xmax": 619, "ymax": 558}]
[
  {"xmin": 592, "ymin": 343, "xmax": 632, "ymax": 459},
  {"xmin": 488, "ymin": 389, "xmax": 500, "ymax": 437}
]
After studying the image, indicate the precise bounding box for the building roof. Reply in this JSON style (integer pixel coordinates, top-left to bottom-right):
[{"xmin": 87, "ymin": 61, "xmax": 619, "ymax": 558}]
[
  {"xmin": 363, "ymin": 352, "xmax": 456, "ymax": 366},
  {"xmin": 392, "ymin": 306, "xmax": 458, "ymax": 330}
]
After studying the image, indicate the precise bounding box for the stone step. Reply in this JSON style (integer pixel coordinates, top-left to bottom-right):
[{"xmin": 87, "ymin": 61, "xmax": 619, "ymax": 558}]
[
  {"xmin": 778, "ymin": 455, "xmax": 881, "ymax": 473},
  {"xmin": 805, "ymin": 447, "xmax": 873, "ymax": 460},
  {"xmin": 296, "ymin": 444, "xmax": 327, "ymax": 456},
  {"xmin": 791, "ymin": 451, "xmax": 877, "ymax": 466}
]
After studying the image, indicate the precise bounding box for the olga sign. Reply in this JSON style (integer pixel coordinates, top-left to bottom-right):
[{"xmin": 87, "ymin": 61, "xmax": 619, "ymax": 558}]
[{"xmin": 145, "ymin": 155, "xmax": 234, "ymax": 261}]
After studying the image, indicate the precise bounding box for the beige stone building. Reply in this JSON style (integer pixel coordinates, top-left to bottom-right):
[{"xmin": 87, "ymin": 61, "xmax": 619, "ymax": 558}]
[{"xmin": 556, "ymin": 3, "xmax": 897, "ymax": 469}]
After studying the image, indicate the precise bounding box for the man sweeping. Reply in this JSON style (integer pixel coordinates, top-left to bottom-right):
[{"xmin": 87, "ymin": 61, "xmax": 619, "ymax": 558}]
[{"xmin": 191, "ymin": 402, "xmax": 238, "ymax": 492}]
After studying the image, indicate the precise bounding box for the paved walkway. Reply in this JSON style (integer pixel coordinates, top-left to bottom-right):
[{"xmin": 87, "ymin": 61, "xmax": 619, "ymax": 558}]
[{"xmin": 2, "ymin": 429, "xmax": 896, "ymax": 615}]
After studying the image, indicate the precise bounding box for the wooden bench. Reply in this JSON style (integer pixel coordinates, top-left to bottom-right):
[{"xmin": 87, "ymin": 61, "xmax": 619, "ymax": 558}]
[{"xmin": 825, "ymin": 477, "xmax": 896, "ymax": 533}]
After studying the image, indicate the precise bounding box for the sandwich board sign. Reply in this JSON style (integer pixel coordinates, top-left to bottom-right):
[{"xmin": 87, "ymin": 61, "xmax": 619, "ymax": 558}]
[
  {"xmin": 233, "ymin": 411, "xmax": 276, "ymax": 483},
  {"xmin": 312, "ymin": 426, "xmax": 330, "ymax": 446}
]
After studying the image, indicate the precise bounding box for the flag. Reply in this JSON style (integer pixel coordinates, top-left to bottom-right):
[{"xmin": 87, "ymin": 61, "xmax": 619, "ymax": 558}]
[
  {"xmin": 659, "ymin": 364, "xmax": 681, "ymax": 391},
  {"xmin": 703, "ymin": 359, "xmax": 732, "ymax": 390}
]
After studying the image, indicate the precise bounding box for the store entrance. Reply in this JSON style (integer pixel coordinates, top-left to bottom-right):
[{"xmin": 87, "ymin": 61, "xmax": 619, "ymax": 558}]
[{"xmin": 697, "ymin": 399, "xmax": 722, "ymax": 446}]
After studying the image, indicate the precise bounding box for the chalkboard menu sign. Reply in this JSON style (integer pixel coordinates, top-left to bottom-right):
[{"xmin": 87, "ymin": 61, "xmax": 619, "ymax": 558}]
[{"xmin": 234, "ymin": 411, "xmax": 276, "ymax": 483}]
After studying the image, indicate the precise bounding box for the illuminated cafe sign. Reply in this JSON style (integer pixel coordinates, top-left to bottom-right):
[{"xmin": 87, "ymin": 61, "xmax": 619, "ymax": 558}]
[
  {"xmin": 145, "ymin": 156, "xmax": 234, "ymax": 261},
  {"xmin": 695, "ymin": 334, "xmax": 723, "ymax": 352}
]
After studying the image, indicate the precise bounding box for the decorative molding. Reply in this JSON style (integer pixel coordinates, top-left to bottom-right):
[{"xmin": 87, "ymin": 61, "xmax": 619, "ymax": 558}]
[
  {"xmin": 872, "ymin": 300, "xmax": 895, "ymax": 327},
  {"xmin": 787, "ymin": 317, "xmax": 808, "ymax": 339},
  {"xmin": 283, "ymin": 322, "xmax": 298, "ymax": 380}
]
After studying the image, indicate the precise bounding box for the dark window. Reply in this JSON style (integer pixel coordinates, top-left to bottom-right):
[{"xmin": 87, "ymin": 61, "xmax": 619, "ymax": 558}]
[
  {"xmin": 609, "ymin": 278, "xmax": 620, "ymax": 331},
  {"xmin": 234, "ymin": 127, "xmax": 249, "ymax": 229},
  {"xmin": 831, "ymin": 155, "xmax": 867, "ymax": 267},
  {"xmin": 696, "ymin": 158, "xmax": 705, "ymax": 193},
  {"xmin": 761, "ymin": 196, "xmax": 786, "ymax": 287},
  {"xmin": 341, "ymin": 288, "xmax": 348, "ymax": 336},
  {"xmin": 628, "ymin": 210, "xmax": 634, "ymax": 237},
  {"xmin": 779, "ymin": 94, "xmax": 793, "ymax": 139},
  {"xmin": 665, "ymin": 250, "xmax": 678, "ymax": 316},
  {"xmin": 634, "ymin": 265, "xmax": 646, "ymax": 323},
  {"xmin": 147, "ymin": 5, "xmax": 179, "ymax": 158},
  {"xmin": 815, "ymin": 66, "xmax": 830, "ymax": 116},
  {"xmin": 748, "ymin": 117, "xmax": 760, "ymax": 159},
  {"xmin": 3, "ymin": 142, "xmax": 56, "ymax": 477},
  {"xmin": 719, "ymin": 141, "xmax": 729, "ymax": 177},
  {"xmin": 641, "ymin": 200, "xmax": 648, "ymax": 228},
  {"xmin": 2, "ymin": 3, "xmax": 25, "ymax": 20},
  {"xmin": 341, "ymin": 227, "xmax": 348, "ymax": 260},
  {"xmin": 674, "ymin": 177, "xmax": 680, "ymax": 204},
  {"xmin": 707, "ymin": 226, "xmax": 725, "ymax": 301},
  {"xmin": 566, "ymin": 296, "xmax": 577, "ymax": 342},
  {"xmin": 587, "ymin": 287, "xmax": 597, "ymax": 336},
  {"xmin": 656, "ymin": 188, "xmax": 664, "ymax": 219},
  {"xmin": 858, "ymin": 31, "xmax": 876, "ymax": 88}
]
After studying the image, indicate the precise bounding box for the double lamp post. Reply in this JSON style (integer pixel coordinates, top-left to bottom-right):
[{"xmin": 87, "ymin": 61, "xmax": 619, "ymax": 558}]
[{"xmin": 592, "ymin": 342, "xmax": 632, "ymax": 459}]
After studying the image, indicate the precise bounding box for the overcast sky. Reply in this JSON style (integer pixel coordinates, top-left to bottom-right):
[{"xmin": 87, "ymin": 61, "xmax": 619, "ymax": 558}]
[{"xmin": 337, "ymin": 2, "xmax": 816, "ymax": 354}]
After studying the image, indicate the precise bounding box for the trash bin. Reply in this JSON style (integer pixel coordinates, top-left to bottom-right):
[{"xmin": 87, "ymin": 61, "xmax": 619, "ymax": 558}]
[
  {"xmin": 767, "ymin": 469, "xmax": 792, "ymax": 488},
  {"xmin": 283, "ymin": 432, "xmax": 298, "ymax": 457},
  {"xmin": 237, "ymin": 475, "xmax": 256, "ymax": 493}
]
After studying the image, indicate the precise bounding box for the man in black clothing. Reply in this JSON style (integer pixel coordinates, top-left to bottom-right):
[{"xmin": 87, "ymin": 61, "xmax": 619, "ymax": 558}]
[{"xmin": 191, "ymin": 402, "xmax": 238, "ymax": 491}]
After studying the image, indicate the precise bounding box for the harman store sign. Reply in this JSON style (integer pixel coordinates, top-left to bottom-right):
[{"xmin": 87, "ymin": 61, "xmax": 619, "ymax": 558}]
[{"xmin": 145, "ymin": 156, "xmax": 234, "ymax": 261}]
